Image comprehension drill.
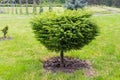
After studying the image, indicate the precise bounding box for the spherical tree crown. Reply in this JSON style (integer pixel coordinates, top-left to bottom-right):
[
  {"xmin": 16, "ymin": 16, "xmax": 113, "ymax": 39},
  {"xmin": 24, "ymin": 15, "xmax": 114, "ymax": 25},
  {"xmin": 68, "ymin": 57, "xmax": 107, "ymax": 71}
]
[
  {"xmin": 31, "ymin": 10, "xmax": 98, "ymax": 52},
  {"xmin": 64, "ymin": 0, "xmax": 87, "ymax": 10}
]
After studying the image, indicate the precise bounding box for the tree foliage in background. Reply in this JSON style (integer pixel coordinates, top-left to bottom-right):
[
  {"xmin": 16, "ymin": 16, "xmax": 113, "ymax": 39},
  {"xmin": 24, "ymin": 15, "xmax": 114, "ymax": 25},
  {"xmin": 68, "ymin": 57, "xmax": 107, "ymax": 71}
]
[
  {"xmin": 64, "ymin": 0, "xmax": 87, "ymax": 10},
  {"xmin": 1, "ymin": 0, "xmax": 120, "ymax": 8},
  {"xmin": 31, "ymin": 10, "xmax": 98, "ymax": 67},
  {"xmin": 87, "ymin": 0, "xmax": 120, "ymax": 8}
]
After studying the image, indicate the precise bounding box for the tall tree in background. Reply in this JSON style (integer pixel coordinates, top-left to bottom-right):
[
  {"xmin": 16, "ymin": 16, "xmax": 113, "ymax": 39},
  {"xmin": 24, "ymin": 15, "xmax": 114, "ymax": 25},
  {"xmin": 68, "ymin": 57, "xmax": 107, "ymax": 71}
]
[
  {"xmin": 1, "ymin": 0, "xmax": 6, "ymax": 13},
  {"xmin": 39, "ymin": 0, "xmax": 43, "ymax": 13},
  {"xmin": 7, "ymin": 0, "xmax": 10, "ymax": 14},
  {"xmin": 0, "ymin": 0, "xmax": 2, "ymax": 13},
  {"xmin": 60, "ymin": 0, "xmax": 65, "ymax": 3},
  {"xmin": 26, "ymin": 0, "xmax": 28, "ymax": 14},
  {"xmin": 49, "ymin": 0, "xmax": 54, "ymax": 11},
  {"xmin": 15, "ymin": 1, "xmax": 18, "ymax": 14},
  {"xmin": 33, "ymin": 0, "xmax": 37, "ymax": 14},
  {"xmin": 19, "ymin": 0, "xmax": 22, "ymax": 14},
  {"xmin": 11, "ymin": 0, "xmax": 15, "ymax": 14}
]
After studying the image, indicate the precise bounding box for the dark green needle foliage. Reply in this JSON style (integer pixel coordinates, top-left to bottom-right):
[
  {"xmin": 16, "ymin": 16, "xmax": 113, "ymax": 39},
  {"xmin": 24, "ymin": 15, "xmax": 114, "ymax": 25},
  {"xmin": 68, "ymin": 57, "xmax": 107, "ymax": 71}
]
[
  {"xmin": 64, "ymin": 0, "xmax": 87, "ymax": 10},
  {"xmin": 1, "ymin": 25, "xmax": 8, "ymax": 38},
  {"xmin": 31, "ymin": 10, "xmax": 98, "ymax": 66}
]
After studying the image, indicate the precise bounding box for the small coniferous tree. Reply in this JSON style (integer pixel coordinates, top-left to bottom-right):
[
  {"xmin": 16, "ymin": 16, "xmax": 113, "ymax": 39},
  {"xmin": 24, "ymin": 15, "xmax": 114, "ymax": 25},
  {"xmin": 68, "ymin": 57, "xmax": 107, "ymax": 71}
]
[
  {"xmin": 1, "ymin": 25, "xmax": 8, "ymax": 38},
  {"xmin": 64, "ymin": 0, "xmax": 87, "ymax": 10},
  {"xmin": 31, "ymin": 10, "xmax": 98, "ymax": 67}
]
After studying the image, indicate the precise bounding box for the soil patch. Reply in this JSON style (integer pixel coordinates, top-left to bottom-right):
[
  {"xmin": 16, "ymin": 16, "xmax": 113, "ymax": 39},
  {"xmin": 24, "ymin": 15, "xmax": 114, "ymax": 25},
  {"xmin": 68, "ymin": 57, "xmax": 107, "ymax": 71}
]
[
  {"xmin": 43, "ymin": 56, "xmax": 93, "ymax": 74},
  {"xmin": 0, "ymin": 37, "xmax": 13, "ymax": 41}
]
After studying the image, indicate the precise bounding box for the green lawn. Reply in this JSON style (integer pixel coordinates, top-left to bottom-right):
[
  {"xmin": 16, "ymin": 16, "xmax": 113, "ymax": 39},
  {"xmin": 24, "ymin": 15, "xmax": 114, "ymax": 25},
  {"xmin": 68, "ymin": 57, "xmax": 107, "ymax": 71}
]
[{"xmin": 0, "ymin": 13, "xmax": 120, "ymax": 80}]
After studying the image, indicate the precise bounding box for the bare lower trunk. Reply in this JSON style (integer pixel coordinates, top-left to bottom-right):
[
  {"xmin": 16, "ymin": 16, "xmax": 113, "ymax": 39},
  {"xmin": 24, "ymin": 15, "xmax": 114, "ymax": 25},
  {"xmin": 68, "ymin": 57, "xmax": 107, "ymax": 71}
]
[
  {"xmin": 60, "ymin": 50, "xmax": 64, "ymax": 67},
  {"xmin": 4, "ymin": 34, "xmax": 6, "ymax": 38}
]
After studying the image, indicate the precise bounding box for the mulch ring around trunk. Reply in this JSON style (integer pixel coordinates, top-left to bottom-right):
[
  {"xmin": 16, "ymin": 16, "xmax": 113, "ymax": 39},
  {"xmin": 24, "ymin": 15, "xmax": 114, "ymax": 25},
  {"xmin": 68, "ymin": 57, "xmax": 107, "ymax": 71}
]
[
  {"xmin": 43, "ymin": 56, "xmax": 96, "ymax": 76},
  {"xmin": 0, "ymin": 37, "xmax": 12, "ymax": 41}
]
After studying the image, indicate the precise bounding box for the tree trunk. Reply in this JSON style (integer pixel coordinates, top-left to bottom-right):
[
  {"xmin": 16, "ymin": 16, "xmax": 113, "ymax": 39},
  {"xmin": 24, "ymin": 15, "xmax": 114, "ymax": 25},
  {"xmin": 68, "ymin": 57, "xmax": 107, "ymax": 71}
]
[
  {"xmin": 60, "ymin": 50, "xmax": 64, "ymax": 67},
  {"xmin": 4, "ymin": 34, "xmax": 6, "ymax": 38},
  {"xmin": 19, "ymin": 0, "xmax": 22, "ymax": 14},
  {"xmin": 49, "ymin": 0, "xmax": 53, "ymax": 11},
  {"xmin": 15, "ymin": 3, "xmax": 18, "ymax": 14},
  {"xmin": 39, "ymin": 0, "xmax": 43, "ymax": 13},
  {"xmin": 7, "ymin": 2, "xmax": 10, "ymax": 14},
  {"xmin": 33, "ymin": 0, "xmax": 36, "ymax": 14},
  {"xmin": 0, "ymin": 3, "xmax": 1, "ymax": 13},
  {"xmin": 11, "ymin": 0, "xmax": 14, "ymax": 14},
  {"xmin": 26, "ymin": 0, "xmax": 28, "ymax": 14}
]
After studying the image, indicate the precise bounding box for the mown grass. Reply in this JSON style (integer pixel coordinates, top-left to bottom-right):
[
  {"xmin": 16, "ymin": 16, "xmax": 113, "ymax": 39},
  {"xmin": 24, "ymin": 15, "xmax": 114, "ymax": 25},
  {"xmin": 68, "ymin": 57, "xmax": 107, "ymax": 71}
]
[
  {"xmin": 87, "ymin": 5, "xmax": 120, "ymax": 14},
  {"xmin": 0, "ymin": 13, "xmax": 120, "ymax": 80}
]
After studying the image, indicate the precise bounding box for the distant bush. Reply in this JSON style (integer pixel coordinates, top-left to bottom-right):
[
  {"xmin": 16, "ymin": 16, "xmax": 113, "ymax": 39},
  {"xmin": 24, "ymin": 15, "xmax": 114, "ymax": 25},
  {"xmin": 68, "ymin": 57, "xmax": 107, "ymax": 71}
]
[
  {"xmin": 31, "ymin": 10, "xmax": 98, "ymax": 67},
  {"xmin": 87, "ymin": 0, "xmax": 120, "ymax": 8}
]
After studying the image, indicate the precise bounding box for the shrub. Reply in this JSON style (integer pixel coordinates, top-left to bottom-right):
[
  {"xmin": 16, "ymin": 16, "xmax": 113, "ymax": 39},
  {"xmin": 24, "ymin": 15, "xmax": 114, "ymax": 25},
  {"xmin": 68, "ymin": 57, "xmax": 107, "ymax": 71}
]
[
  {"xmin": 31, "ymin": 10, "xmax": 98, "ymax": 67},
  {"xmin": 1, "ymin": 25, "xmax": 8, "ymax": 38},
  {"xmin": 64, "ymin": 0, "xmax": 87, "ymax": 10}
]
